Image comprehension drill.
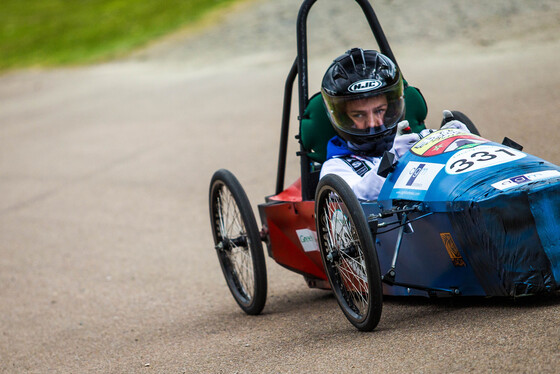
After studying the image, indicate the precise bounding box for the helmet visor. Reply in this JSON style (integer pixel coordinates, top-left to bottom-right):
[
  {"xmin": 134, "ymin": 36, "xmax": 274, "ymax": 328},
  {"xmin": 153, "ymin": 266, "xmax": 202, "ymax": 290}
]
[{"xmin": 324, "ymin": 93, "xmax": 405, "ymax": 136}]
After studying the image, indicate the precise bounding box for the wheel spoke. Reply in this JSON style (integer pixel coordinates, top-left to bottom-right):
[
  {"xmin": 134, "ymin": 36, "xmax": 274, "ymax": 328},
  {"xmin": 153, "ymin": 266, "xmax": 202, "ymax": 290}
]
[
  {"xmin": 316, "ymin": 175, "xmax": 382, "ymax": 331},
  {"xmin": 228, "ymin": 245, "xmax": 254, "ymax": 301},
  {"xmin": 321, "ymin": 188, "xmax": 370, "ymax": 318},
  {"xmin": 216, "ymin": 185, "xmax": 254, "ymax": 301},
  {"xmin": 210, "ymin": 170, "xmax": 267, "ymax": 316}
]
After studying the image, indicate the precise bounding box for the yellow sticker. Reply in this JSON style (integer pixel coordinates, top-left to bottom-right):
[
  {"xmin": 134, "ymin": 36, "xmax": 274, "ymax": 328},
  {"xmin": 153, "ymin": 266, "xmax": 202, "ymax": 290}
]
[
  {"xmin": 440, "ymin": 233, "xmax": 466, "ymax": 267},
  {"xmin": 411, "ymin": 129, "xmax": 486, "ymax": 157}
]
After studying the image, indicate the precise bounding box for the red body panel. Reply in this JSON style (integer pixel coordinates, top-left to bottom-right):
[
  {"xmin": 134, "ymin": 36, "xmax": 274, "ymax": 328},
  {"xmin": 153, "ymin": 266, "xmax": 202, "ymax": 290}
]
[{"xmin": 259, "ymin": 179, "xmax": 327, "ymax": 281}]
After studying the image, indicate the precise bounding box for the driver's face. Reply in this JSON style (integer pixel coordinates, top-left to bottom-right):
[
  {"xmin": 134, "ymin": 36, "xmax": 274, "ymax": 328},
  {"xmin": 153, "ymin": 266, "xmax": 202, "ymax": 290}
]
[{"xmin": 346, "ymin": 95, "xmax": 388, "ymax": 129}]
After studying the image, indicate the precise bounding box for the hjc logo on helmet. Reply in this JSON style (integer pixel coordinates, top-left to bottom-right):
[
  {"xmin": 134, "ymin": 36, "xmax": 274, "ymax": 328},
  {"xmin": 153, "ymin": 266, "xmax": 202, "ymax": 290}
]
[{"xmin": 348, "ymin": 79, "xmax": 382, "ymax": 93}]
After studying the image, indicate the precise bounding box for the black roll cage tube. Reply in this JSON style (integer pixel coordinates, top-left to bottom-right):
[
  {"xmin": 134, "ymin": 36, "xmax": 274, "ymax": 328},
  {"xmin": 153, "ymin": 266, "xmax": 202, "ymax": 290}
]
[{"xmin": 275, "ymin": 0, "xmax": 399, "ymax": 200}]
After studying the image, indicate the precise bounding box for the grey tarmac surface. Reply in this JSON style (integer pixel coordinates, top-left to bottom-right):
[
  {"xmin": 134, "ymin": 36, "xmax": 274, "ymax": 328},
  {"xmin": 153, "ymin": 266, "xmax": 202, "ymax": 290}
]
[{"xmin": 1, "ymin": 0, "xmax": 560, "ymax": 373}]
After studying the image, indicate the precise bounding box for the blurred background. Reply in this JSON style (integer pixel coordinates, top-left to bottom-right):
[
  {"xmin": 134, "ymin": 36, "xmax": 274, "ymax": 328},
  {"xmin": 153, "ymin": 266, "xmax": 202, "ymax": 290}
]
[{"xmin": 1, "ymin": 1, "xmax": 559, "ymax": 372}]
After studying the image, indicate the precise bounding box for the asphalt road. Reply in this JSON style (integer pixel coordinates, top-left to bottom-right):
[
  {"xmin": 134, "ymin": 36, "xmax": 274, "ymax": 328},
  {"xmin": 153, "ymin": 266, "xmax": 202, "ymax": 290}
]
[{"xmin": 1, "ymin": 0, "xmax": 560, "ymax": 372}]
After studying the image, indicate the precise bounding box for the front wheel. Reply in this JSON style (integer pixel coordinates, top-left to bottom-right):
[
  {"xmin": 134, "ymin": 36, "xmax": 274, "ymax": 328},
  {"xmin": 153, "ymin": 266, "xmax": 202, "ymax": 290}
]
[
  {"xmin": 315, "ymin": 174, "xmax": 383, "ymax": 331},
  {"xmin": 209, "ymin": 169, "xmax": 267, "ymax": 315}
]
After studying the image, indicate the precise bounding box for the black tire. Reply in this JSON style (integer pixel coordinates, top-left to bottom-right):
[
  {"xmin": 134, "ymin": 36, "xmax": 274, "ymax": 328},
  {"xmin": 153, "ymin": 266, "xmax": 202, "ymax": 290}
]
[
  {"xmin": 209, "ymin": 169, "xmax": 267, "ymax": 315},
  {"xmin": 315, "ymin": 174, "xmax": 383, "ymax": 331},
  {"xmin": 440, "ymin": 110, "xmax": 481, "ymax": 136}
]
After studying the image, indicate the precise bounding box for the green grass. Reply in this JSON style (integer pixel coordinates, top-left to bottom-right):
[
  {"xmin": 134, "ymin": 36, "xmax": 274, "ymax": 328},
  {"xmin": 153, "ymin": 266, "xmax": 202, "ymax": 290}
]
[{"xmin": 0, "ymin": 0, "xmax": 244, "ymax": 71}]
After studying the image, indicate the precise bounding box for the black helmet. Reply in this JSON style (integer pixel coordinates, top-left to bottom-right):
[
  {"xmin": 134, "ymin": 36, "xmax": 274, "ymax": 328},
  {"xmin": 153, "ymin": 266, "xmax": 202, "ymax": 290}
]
[{"xmin": 321, "ymin": 48, "xmax": 404, "ymax": 155}]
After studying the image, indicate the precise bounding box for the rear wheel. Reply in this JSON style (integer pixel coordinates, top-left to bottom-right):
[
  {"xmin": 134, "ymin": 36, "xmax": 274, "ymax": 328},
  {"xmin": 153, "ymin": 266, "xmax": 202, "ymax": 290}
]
[
  {"xmin": 315, "ymin": 174, "xmax": 383, "ymax": 331},
  {"xmin": 209, "ymin": 169, "xmax": 267, "ymax": 315}
]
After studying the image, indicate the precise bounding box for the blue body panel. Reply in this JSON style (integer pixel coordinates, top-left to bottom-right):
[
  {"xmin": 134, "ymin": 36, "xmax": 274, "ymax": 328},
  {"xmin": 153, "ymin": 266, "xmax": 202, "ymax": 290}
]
[{"xmin": 369, "ymin": 129, "xmax": 560, "ymax": 297}]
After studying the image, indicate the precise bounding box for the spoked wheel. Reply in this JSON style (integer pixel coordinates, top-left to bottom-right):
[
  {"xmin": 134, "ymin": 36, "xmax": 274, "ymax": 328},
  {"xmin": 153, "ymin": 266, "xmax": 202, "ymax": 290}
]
[
  {"xmin": 209, "ymin": 169, "xmax": 267, "ymax": 315},
  {"xmin": 315, "ymin": 174, "xmax": 383, "ymax": 331},
  {"xmin": 441, "ymin": 110, "xmax": 481, "ymax": 136}
]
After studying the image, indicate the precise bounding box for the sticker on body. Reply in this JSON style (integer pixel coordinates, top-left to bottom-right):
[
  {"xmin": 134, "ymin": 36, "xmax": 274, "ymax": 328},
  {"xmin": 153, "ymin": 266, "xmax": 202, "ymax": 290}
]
[
  {"xmin": 390, "ymin": 162, "xmax": 445, "ymax": 200},
  {"xmin": 445, "ymin": 145, "xmax": 525, "ymax": 174},
  {"xmin": 394, "ymin": 162, "xmax": 445, "ymax": 190},
  {"xmin": 411, "ymin": 129, "xmax": 486, "ymax": 156},
  {"xmin": 296, "ymin": 229, "xmax": 319, "ymax": 252},
  {"xmin": 491, "ymin": 170, "xmax": 560, "ymax": 190}
]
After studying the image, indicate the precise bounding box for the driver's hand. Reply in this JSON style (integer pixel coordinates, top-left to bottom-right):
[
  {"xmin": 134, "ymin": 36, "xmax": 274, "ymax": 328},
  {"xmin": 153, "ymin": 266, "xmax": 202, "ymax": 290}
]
[
  {"xmin": 442, "ymin": 120, "xmax": 470, "ymax": 132},
  {"xmin": 396, "ymin": 120, "xmax": 412, "ymax": 135},
  {"xmin": 392, "ymin": 120, "xmax": 421, "ymax": 158},
  {"xmin": 441, "ymin": 110, "xmax": 470, "ymax": 132}
]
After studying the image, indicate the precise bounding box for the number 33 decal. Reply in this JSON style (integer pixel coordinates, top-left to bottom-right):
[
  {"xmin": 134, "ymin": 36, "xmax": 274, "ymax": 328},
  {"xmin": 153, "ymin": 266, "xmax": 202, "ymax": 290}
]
[{"xmin": 445, "ymin": 145, "xmax": 525, "ymax": 174}]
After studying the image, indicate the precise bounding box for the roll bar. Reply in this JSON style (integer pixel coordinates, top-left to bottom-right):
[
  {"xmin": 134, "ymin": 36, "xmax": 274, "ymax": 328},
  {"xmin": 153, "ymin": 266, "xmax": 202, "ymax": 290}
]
[{"xmin": 275, "ymin": 0, "xmax": 398, "ymax": 200}]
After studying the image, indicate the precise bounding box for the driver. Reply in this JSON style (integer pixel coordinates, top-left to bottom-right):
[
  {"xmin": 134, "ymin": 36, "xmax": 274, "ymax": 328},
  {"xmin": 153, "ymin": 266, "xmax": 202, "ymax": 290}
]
[{"xmin": 320, "ymin": 48, "xmax": 468, "ymax": 200}]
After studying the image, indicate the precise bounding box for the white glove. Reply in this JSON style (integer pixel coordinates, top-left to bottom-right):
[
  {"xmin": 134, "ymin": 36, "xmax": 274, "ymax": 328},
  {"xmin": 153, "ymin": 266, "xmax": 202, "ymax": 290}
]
[
  {"xmin": 419, "ymin": 128, "xmax": 434, "ymax": 138},
  {"xmin": 399, "ymin": 120, "xmax": 435, "ymax": 139},
  {"xmin": 396, "ymin": 120, "xmax": 412, "ymax": 135},
  {"xmin": 441, "ymin": 110, "xmax": 470, "ymax": 132},
  {"xmin": 392, "ymin": 120, "xmax": 420, "ymax": 158}
]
